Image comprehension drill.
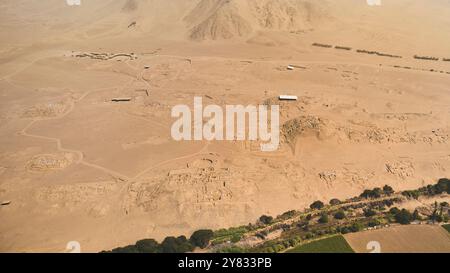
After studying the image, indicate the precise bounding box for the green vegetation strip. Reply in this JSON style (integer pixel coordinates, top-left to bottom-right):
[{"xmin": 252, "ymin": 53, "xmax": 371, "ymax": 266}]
[
  {"xmin": 286, "ymin": 235, "xmax": 354, "ymax": 253},
  {"xmin": 104, "ymin": 178, "xmax": 449, "ymax": 253},
  {"xmin": 442, "ymin": 224, "xmax": 450, "ymax": 233},
  {"xmin": 211, "ymin": 226, "xmax": 249, "ymax": 245}
]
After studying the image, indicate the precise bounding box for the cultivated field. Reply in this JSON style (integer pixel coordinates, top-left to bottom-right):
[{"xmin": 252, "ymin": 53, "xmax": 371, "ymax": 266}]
[
  {"xmin": 345, "ymin": 225, "xmax": 450, "ymax": 253},
  {"xmin": 286, "ymin": 235, "xmax": 354, "ymax": 253}
]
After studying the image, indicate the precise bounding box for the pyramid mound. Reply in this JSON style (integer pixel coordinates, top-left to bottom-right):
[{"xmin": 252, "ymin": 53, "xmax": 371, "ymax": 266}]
[
  {"xmin": 122, "ymin": 0, "xmax": 139, "ymax": 13},
  {"xmin": 250, "ymin": 0, "xmax": 321, "ymax": 30},
  {"xmin": 188, "ymin": 0, "xmax": 253, "ymax": 40},
  {"xmin": 186, "ymin": 0, "xmax": 325, "ymax": 40}
]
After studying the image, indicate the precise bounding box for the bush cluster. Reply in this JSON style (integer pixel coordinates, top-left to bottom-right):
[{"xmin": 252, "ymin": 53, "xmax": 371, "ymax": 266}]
[{"xmin": 103, "ymin": 229, "xmax": 214, "ymax": 253}]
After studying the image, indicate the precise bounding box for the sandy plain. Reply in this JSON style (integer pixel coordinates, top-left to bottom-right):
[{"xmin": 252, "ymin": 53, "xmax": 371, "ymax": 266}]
[{"xmin": 0, "ymin": 0, "xmax": 449, "ymax": 252}]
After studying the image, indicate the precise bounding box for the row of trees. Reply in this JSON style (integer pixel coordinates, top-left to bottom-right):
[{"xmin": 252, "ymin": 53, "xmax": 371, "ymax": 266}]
[
  {"xmin": 356, "ymin": 49, "xmax": 402, "ymax": 58},
  {"xmin": 360, "ymin": 185, "xmax": 395, "ymax": 199},
  {"xmin": 105, "ymin": 179, "xmax": 449, "ymax": 253},
  {"xmin": 414, "ymin": 55, "xmax": 439, "ymax": 61},
  {"xmin": 403, "ymin": 178, "xmax": 450, "ymax": 199},
  {"xmin": 388, "ymin": 207, "xmax": 413, "ymax": 225},
  {"xmin": 103, "ymin": 229, "xmax": 214, "ymax": 253},
  {"xmin": 307, "ymin": 185, "xmax": 395, "ymax": 212}
]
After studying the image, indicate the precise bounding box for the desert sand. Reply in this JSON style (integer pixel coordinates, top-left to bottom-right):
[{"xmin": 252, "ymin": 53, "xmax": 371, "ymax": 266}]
[{"xmin": 0, "ymin": 0, "xmax": 449, "ymax": 252}]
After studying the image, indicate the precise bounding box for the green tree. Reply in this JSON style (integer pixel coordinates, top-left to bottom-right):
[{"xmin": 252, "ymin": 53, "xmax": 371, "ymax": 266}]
[
  {"xmin": 310, "ymin": 200, "xmax": 325, "ymax": 210},
  {"xmin": 389, "ymin": 207, "xmax": 400, "ymax": 215},
  {"xmin": 368, "ymin": 219, "xmax": 381, "ymax": 227},
  {"xmin": 190, "ymin": 229, "xmax": 214, "ymax": 249},
  {"xmin": 361, "ymin": 187, "xmax": 383, "ymax": 199},
  {"xmin": 329, "ymin": 198, "xmax": 341, "ymax": 206},
  {"xmin": 360, "ymin": 189, "xmax": 373, "ymax": 199},
  {"xmin": 383, "ymin": 185, "xmax": 395, "ymax": 195},
  {"xmin": 372, "ymin": 188, "xmax": 383, "ymax": 198},
  {"xmin": 364, "ymin": 209, "xmax": 377, "ymax": 217},
  {"xmin": 280, "ymin": 210, "xmax": 296, "ymax": 219},
  {"xmin": 259, "ymin": 215, "xmax": 273, "ymax": 225},
  {"xmin": 436, "ymin": 178, "xmax": 449, "ymax": 194},
  {"xmin": 412, "ymin": 209, "xmax": 421, "ymax": 221},
  {"xmin": 135, "ymin": 239, "xmax": 160, "ymax": 253},
  {"xmin": 395, "ymin": 209, "xmax": 412, "ymax": 225},
  {"xmin": 160, "ymin": 236, "xmax": 194, "ymax": 253},
  {"xmin": 318, "ymin": 213, "xmax": 329, "ymax": 224},
  {"xmin": 349, "ymin": 223, "xmax": 363, "ymax": 233},
  {"xmin": 110, "ymin": 245, "xmax": 140, "ymax": 253},
  {"xmin": 334, "ymin": 211, "xmax": 346, "ymax": 220}
]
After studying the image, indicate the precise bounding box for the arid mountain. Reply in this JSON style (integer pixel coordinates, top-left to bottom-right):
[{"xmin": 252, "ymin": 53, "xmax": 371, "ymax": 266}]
[
  {"xmin": 2, "ymin": 0, "xmax": 450, "ymax": 48},
  {"xmin": 186, "ymin": 0, "xmax": 327, "ymax": 40}
]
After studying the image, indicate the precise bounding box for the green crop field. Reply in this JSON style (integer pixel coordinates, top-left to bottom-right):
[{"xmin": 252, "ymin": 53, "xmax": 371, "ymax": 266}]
[
  {"xmin": 442, "ymin": 224, "xmax": 450, "ymax": 233},
  {"xmin": 286, "ymin": 235, "xmax": 354, "ymax": 253}
]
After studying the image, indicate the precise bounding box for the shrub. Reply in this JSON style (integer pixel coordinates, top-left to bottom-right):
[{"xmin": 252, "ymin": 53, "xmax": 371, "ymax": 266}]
[
  {"xmin": 310, "ymin": 201, "xmax": 325, "ymax": 210},
  {"xmin": 279, "ymin": 210, "xmax": 296, "ymax": 219},
  {"xmin": 289, "ymin": 237, "xmax": 301, "ymax": 247},
  {"xmin": 259, "ymin": 215, "xmax": 274, "ymax": 225},
  {"xmin": 315, "ymin": 230, "xmax": 324, "ymax": 236},
  {"xmin": 318, "ymin": 213, "xmax": 329, "ymax": 224},
  {"xmin": 402, "ymin": 190, "xmax": 420, "ymax": 199},
  {"xmin": 230, "ymin": 234, "xmax": 242, "ymax": 243},
  {"xmin": 412, "ymin": 209, "xmax": 421, "ymax": 221},
  {"xmin": 190, "ymin": 229, "xmax": 214, "ymax": 249},
  {"xmin": 109, "ymin": 245, "xmax": 140, "ymax": 253},
  {"xmin": 349, "ymin": 223, "xmax": 363, "ymax": 233},
  {"xmin": 372, "ymin": 188, "xmax": 383, "ymax": 198},
  {"xmin": 334, "ymin": 211, "xmax": 346, "ymax": 220},
  {"xmin": 360, "ymin": 190, "xmax": 372, "ymax": 198},
  {"xmin": 430, "ymin": 207, "xmax": 443, "ymax": 223},
  {"xmin": 364, "ymin": 209, "xmax": 377, "ymax": 217},
  {"xmin": 389, "ymin": 207, "xmax": 400, "ymax": 215},
  {"xmin": 340, "ymin": 227, "xmax": 351, "ymax": 234},
  {"xmin": 217, "ymin": 246, "xmax": 246, "ymax": 253},
  {"xmin": 383, "ymin": 185, "xmax": 395, "ymax": 195},
  {"xmin": 135, "ymin": 239, "xmax": 160, "ymax": 253},
  {"xmin": 273, "ymin": 244, "xmax": 285, "ymax": 252},
  {"xmin": 368, "ymin": 219, "xmax": 381, "ymax": 227},
  {"xmin": 434, "ymin": 214, "xmax": 443, "ymax": 223},
  {"xmin": 383, "ymin": 199, "xmax": 394, "ymax": 207},
  {"xmin": 329, "ymin": 198, "xmax": 341, "ymax": 206},
  {"xmin": 360, "ymin": 188, "xmax": 382, "ymax": 199},
  {"xmin": 160, "ymin": 236, "xmax": 194, "ymax": 253},
  {"xmin": 436, "ymin": 178, "xmax": 450, "ymax": 194},
  {"xmin": 262, "ymin": 247, "xmax": 275, "ymax": 253},
  {"xmin": 394, "ymin": 209, "xmax": 412, "ymax": 225}
]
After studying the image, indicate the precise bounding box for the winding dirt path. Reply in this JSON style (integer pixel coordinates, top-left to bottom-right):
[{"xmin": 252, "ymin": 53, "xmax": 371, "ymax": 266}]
[{"xmin": 19, "ymin": 86, "xmax": 132, "ymax": 181}]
